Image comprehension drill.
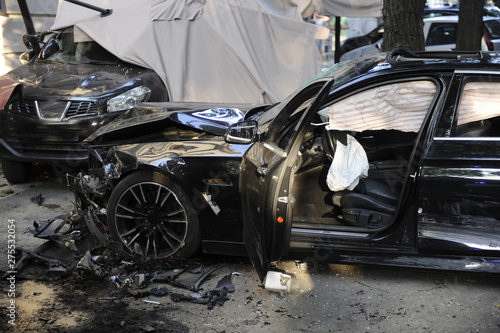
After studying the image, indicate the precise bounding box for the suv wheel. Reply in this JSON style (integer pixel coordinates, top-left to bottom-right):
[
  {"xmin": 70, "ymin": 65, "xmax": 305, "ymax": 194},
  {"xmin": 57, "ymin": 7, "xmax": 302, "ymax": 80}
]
[{"xmin": 1, "ymin": 160, "xmax": 32, "ymax": 184}]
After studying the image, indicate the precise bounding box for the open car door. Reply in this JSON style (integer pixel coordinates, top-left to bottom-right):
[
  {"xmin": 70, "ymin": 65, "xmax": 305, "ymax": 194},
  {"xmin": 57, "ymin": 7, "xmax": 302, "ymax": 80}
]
[{"xmin": 238, "ymin": 80, "xmax": 334, "ymax": 281}]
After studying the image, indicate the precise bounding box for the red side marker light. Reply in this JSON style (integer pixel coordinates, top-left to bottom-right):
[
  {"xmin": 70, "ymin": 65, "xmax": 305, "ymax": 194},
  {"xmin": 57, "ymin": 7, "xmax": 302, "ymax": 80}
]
[{"xmin": 277, "ymin": 217, "xmax": 284, "ymax": 223}]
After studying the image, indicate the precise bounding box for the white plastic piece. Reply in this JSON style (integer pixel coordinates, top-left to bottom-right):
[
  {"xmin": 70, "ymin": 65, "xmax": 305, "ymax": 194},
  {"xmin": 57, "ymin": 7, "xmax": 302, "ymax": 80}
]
[
  {"xmin": 264, "ymin": 271, "xmax": 292, "ymax": 292},
  {"xmin": 201, "ymin": 192, "xmax": 221, "ymax": 215}
]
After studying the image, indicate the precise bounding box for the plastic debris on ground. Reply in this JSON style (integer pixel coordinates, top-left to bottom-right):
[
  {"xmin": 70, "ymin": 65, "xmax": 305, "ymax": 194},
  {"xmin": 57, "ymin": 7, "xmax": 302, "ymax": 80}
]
[
  {"xmin": 7, "ymin": 210, "xmax": 238, "ymax": 309},
  {"xmin": 30, "ymin": 193, "xmax": 43, "ymax": 205}
]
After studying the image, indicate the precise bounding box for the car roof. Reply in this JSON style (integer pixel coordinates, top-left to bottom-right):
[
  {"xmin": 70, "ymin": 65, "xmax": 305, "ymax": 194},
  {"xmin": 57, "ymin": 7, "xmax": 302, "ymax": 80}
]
[
  {"xmin": 424, "ymin": 15, "xmax": 499, "ymax": 23},
  {"xmin": 334, "ymin": 50, "xmax": 500, "ymax": 80},
  {"xmin": 256, "ymin": 50, "xmax": 500, "ymax": 125},
  {"xmin": 424, "ymin": 5, "xmax": 500, "ymax": 17},
  {"xmin": 424, "ymin": 15, "xmax": 459, "ymax": 23}
]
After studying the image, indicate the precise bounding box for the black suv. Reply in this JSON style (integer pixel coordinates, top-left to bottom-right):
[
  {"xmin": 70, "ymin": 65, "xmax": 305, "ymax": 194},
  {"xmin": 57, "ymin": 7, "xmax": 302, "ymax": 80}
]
[{"xmin": 0, "ymin": 26, "xmax": 168, "ymax": 183}]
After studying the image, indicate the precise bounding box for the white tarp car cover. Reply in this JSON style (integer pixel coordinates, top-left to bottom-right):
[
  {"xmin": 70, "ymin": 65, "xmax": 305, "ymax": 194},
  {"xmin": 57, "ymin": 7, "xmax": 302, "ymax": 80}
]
[
  {"xmin": 326, "ymin": 133, "xmax": 369, "ymax": 192},
  {"xmin": 51, "ymin": 0, "xmax": 329, "ymax": 104},
  {"xmin": 318, "ymin": 0, "xmax": 382, "ymax": 18}
]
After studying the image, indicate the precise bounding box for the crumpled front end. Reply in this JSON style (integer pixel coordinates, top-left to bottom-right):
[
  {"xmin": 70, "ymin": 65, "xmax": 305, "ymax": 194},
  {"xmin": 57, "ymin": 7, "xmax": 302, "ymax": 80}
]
[{"xmin": 65, "ymin": 101, "xmax": 269, "ymax": 260}]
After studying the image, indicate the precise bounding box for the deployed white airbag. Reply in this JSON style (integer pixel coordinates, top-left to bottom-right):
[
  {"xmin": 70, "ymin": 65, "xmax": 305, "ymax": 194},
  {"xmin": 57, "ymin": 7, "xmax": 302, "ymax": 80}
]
[
  {"xmin": 326, "ymin": 134, "xmax": 369, "ymax": 192},
  {"xmin": 325, "ymin": 81, "xmax": 437, "ymax": 133},
  {"xmin": 458, "ymin": 81, "xmax": 500, "ymax": 125}
]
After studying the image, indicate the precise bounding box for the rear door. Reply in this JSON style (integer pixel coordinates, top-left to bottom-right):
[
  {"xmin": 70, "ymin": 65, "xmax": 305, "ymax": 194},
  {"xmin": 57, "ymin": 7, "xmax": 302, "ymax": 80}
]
[
  {"xmin": 240, "ymin": 80, "xmax": 331, "ymax": 280},
  {"xmin": 418, "ymin": 72, "xmax": 500, "ymax": 255}
]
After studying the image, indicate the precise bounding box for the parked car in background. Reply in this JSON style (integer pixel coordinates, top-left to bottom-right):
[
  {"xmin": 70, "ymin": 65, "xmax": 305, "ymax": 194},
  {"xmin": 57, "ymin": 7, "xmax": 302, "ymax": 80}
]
[
  {"xmin": 340, "ymin": 15, "xmax": 500, "ymax": 61},
  {"xmin": 70, "ymin": 49, "xmax": 500, "ymax": 283},
  {"xmin": 423, "ymin": 4, "xmax": 500, "ymax": 18},
  {"xmin": 424, "ymin": 15, "xmax": 500, "ymax": 51}
]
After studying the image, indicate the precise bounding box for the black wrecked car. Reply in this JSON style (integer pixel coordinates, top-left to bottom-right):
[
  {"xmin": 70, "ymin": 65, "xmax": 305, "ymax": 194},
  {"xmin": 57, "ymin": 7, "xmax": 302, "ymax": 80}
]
[
  {"xmin": 70, "ymin": 49, "xmax": 500, "ymax": 282},
  {"xmin": 0, "ymin": 25, "xmax": 168, "ymax": 183}
]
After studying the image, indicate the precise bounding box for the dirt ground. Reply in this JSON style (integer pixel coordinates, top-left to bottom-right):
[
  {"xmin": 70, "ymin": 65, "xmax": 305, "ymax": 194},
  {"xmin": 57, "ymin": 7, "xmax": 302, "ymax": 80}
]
[{"xmin": 1, "ymin": 163, "xmax": 500, "ymax": 333}]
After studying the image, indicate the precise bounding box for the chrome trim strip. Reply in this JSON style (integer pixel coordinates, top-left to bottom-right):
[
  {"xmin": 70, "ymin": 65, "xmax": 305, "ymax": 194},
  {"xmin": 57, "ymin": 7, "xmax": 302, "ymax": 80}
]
[
  {"xmin": 263, "ymin": 142, "xmax": 287, "ymax": 158},
  {"xmin": 433, "ymin": 137, "xmax": 500, "ymax": 141},
  {"xmin": 291, "ymin": 228, "xmax": 369, "ymax": 238},
  {"xmin": 455, "ymin": 70, "xmax": 500, "ymax": 75},
  {"xmin": 35, "ymin": 100, "xmax": 70, "ymax": 121}
]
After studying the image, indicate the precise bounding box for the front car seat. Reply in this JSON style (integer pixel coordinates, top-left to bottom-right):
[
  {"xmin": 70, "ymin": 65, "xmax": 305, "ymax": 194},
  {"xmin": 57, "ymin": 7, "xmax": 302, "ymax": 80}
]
[{"xmin": 332, "ymin": 178, "xmax": 400, "ymax": 228}]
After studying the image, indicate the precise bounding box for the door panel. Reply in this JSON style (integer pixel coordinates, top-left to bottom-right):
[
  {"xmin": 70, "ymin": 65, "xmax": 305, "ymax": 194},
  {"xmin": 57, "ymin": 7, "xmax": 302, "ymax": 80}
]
[
  {"xmin": 240, "ymin": 81, "xmax": 332, "ymax": 280},
  {"xmin": 240, "ymin": 141, "xmax": 287, "ymax": 280},
  {"xmin": 419, "ymin": 140, "xmax": 500, "ymax": 253}
]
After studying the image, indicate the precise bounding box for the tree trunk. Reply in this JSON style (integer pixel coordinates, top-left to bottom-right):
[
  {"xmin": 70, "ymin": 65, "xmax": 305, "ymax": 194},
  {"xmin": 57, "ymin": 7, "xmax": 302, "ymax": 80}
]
[
  {"xmin": 456, "ymin": 0, "xmax": 483, "ymax": 51},
  {"xmin": 382, "ymin": 0, "xmax": 426, "ymax": 52}
]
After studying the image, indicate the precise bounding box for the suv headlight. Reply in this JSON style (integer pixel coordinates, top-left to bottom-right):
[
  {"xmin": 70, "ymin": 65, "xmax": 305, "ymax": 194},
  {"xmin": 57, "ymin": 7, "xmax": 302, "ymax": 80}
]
[{"xmin": 107, "ymin": 86, "xmax": 151, "ymax": 112}]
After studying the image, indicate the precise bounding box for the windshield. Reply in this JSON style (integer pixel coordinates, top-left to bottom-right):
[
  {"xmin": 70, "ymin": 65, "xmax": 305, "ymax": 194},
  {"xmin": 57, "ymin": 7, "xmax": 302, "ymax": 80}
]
[
  {"xmin": 40, "ymin": 27, "xmax": 122, "ymax": 64},
  {"xmin": 255, "ymin": 54, "xmax": 386, "ymax": 126}
]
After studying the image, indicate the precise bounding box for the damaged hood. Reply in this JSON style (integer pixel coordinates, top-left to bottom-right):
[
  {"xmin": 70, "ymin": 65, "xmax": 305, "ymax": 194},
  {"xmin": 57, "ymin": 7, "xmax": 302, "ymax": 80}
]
[
  {"xmin": 85, "ymin": 102, "xmax": 267, "ymax": 144},
  {"xmin": 6, "ymin": 62, "xmax": 154, "ymax": 99}
]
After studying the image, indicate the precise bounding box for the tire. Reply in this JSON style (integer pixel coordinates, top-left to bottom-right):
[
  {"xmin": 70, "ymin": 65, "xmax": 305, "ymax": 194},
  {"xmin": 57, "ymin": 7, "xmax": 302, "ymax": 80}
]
[
  {"xmin": 107, "ymin": 170, "xmax": 200, "ymax": 261},
  {"xmin": 1, "ymin": 160, "xmax": 32, "ymax": 184}
]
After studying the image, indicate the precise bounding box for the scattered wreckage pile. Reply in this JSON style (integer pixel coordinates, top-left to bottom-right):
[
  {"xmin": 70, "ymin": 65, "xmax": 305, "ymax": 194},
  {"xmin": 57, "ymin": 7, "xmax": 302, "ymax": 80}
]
[{"xmin": 7, "ymin": 210, "xmax": 237, "ymax": 309}]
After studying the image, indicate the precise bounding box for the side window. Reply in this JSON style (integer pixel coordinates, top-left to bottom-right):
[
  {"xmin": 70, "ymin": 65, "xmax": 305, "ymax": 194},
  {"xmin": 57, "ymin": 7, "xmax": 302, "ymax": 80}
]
[
  {"xmin": 324, "ymin": 80, "xmax": 438, "ymax": 133},
  {"xmin": 426, "ymin": 23, "xmax": 457, "ymax": 46},
  {"xmin": 453, "ymin": 81, "xmax": 500, "ymax": 137},
  {"xmin": 453, "ymin": 80, "xmax": 500, "ymax": 137}
]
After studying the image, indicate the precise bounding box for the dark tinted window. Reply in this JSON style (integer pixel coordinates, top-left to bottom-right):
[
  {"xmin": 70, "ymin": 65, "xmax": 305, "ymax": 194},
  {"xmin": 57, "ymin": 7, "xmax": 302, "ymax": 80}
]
[
  {"xmin": 484, "ymin": 19, "xmax": 500, "ymax": 39},
  {"xmin": 426, "ymin": 23, "xmax": 457, "ymax": 46}
]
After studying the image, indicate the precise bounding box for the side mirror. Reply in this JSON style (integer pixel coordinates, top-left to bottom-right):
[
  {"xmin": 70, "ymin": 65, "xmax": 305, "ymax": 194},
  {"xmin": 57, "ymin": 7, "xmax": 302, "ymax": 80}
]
[
  {"xmin": 40, "ymin": 39, "xmax": 60, "ymax": 59},
  {"xmin": 225, "ymin": 120, "xmax": 258, "ymax": 144},
  {"xmin": 19, "ymin": 51, "xmax": 35, "ymax": 64}
]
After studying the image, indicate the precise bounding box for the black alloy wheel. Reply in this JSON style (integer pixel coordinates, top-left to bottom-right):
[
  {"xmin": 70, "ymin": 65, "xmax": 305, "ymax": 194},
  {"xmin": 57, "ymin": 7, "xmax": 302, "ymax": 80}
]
[{"xmin": 107, "ymin": 170, "xmax": 200, "ymax": 261}]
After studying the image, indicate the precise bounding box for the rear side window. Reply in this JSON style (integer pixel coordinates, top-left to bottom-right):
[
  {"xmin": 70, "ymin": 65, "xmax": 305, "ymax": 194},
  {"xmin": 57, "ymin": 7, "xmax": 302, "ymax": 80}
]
[
  {"xmin": 426, "ymin": 23, "xmax": 457, "ymax": 46},
  {"xmin": 454, "ymin": 81, "xmax": 500, "ymax": 137}
]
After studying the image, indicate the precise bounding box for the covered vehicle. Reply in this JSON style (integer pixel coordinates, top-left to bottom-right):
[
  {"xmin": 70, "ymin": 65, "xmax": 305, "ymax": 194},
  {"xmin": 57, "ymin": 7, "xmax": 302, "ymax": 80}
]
[
  {"xmin": 50, "ymin": 0, "xmax": 327, "ymax": 104},
  {"xmin": 0, "ymin": 0, "xmax": 326, "ymax": 183},
  {"xmin": 70, "ymin": 49, "xmax": 500, "ymax": 283},
  {"xmin": 0, "ymin": 1, "xmax": 169, "ymax": 183}
]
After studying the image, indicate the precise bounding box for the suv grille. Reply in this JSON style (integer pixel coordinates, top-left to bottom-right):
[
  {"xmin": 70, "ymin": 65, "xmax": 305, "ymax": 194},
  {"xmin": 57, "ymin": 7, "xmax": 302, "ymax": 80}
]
[
  {"xmin": 66, "ymin": 101, "xmax": 99, "ymax": 118},
  {"xmin": 8, "ymin": 99, "xmax": 37, "ymax": 117},
  {"xmin": 7, "ymin": 99, "xmax": 98, "ymax": 119}
]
